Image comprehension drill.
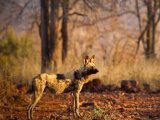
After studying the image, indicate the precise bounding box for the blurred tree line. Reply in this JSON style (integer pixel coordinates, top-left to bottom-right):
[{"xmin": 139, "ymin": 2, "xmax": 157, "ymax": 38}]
[
  {"xmin": 40, "ymin": 0, "xmax": 160, "ymax": 72},
  {"xmin": 0, "ymin": 0, "xmax": 160, "ymax": 73}
]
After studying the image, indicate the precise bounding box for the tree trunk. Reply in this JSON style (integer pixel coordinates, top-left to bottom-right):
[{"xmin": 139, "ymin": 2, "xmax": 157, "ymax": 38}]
[
  {"xmin": 40, "ymin": 0, "xmax": 49, "ymax": 72},
  {"xmin": 49, "ymin": 0, "xmax": 61, "ymax": 71},
  {"xmin": 40, "ymin": 0, "xmax": 69, "ymax": 72},
  {"xmin": 145, "ymin": 0, "xmax": 156, "ymax": 59},
  {"xmin": 151, "ymin": 0, "xmax": 157, "ymax": 57},
  {"xmin": 61, "ymin": 0, "xmax": 69, "ymax": 62}
]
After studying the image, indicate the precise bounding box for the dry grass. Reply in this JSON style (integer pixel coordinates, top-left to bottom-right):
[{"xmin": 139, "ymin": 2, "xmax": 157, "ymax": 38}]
[
  {"xmin": 0, "ymin": 75, "xmax": 18, "ymax": 105},
  {"xmin": 100, "ymin": 59, "xmax": 160, "ymax": 91}
]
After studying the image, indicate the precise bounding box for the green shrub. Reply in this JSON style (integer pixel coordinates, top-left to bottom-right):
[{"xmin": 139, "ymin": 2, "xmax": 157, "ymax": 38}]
[{"xmin": 0, "ymin": 27, "xmax": 39, "ymax": 82}]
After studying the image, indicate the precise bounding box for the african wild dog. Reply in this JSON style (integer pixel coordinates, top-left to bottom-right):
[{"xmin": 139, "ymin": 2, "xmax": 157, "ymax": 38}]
[{"xmin": 27, "ymin": 55, "xmax": 99, "ymax": 119}]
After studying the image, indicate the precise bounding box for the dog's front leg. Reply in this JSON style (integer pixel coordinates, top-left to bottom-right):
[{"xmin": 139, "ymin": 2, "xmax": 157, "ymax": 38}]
[
  {"xmin": 73, "ymin": 81, "xmax": 84, "ymax": 118},
  {"xmin": 73, "ymin": 91, "xmax": 80, "ymax": 118},
  {"xmin": 72, "ymin": 92, "xmax": 75, "ymax": 113}
]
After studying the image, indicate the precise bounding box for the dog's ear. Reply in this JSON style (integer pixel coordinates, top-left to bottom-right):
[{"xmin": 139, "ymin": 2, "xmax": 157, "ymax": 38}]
[
  {"xmin": 84, "ymin": 55, "xmax": 90, "ymax": 65},
  {"xmin": 90, "ymin": 55, "xmax": 95, "ymax": 63},
  {"xmin": 91, "ymin": 55, "xmax": 95, "ymax": 59}
]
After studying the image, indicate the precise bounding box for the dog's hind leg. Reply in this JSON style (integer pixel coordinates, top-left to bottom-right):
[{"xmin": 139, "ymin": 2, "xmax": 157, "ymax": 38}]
[
  {"xmin": 28, "ymin": 92, "xmax": 36, "ymax": 120},
  {"xmin": 28, "ymin": 84, "xmax": 45, "ymax": 120}
]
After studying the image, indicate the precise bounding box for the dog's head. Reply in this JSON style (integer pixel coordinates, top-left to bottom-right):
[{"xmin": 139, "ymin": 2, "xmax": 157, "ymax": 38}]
[
  {"xmin": 82, "ymin": 55, "xmax": 99, "ymax": 76},
  {"xmin": 74, "ymin": 55, "xmax": 99, "ymax": 79}
]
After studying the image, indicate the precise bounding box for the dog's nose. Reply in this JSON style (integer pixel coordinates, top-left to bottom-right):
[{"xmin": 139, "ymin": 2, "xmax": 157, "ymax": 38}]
[
  {"xmin": 96, "ymin": 69, "xmax": 99, "ymax": 73},
  {"xmin": 94, "ymin": 69, "xmax": 99, "ymax": 73}
]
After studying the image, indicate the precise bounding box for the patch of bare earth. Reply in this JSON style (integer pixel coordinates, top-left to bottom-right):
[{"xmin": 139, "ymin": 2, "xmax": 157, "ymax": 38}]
[{"xmin": 0, "ymin": 89, "xmax": 160, "ymax": 120}]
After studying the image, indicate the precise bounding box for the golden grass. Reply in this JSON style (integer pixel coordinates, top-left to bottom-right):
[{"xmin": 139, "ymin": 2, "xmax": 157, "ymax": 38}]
[
  {"xmin": 0, "ymin": 75, "xmax": 17, "ymax": 105},
  {"xmin": 99, "ymin": 59, "xmax": 160, "ymax": 91}
]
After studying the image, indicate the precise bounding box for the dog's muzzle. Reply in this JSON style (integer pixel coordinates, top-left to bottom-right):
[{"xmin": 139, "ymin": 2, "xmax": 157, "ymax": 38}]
[{"xmin": 92, "ymin": 68, "xmax": 99, "ymax": 74}]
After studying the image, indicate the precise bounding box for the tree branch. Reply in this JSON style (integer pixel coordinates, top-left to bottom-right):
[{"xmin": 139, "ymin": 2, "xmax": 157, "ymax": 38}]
[
  {"xmin": 68, "ymin": 12, "xmax": 87, "ymax": 17},
  {"xmin": 78, "ymin": 10, "xmax": 137, "ymax": 26},
  {"xmin": 135, "ymin": 0, "xmax": 146, "ymax": 55},
  {"xmin": 0, "ymin": 0, "xmax": 32, "ymax": 33}
]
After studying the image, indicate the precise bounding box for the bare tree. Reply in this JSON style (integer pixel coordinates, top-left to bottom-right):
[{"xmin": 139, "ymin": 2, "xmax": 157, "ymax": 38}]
[
  {"xmin": 136, "ymin": 0, "xmax": 160, "ymax": 59},
  {"xmin": 61, "ymin": 0, "xmax": 69, "ymax": 63},
  {"xmin": 40, "ymin": 0, "xmax": 49, "ymax": 72},
  {"xmin": 40, "ymin": 0, "xmax": 69, "ymax": 72},
  {"xmin": 49, "ymin": 0, "xmax": 61, "ymax": 71}
]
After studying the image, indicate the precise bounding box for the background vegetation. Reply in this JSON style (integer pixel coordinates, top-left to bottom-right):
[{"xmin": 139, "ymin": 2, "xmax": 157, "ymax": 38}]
[{"xmin": 0, "ymin": 0, "xmax": 160, "ymax": 96}]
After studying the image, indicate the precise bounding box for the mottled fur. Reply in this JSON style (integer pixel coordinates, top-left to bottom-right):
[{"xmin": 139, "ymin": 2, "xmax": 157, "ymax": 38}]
[{"xmin": 27, "ymin": 55, "xmax": 99, "ymax": 119}]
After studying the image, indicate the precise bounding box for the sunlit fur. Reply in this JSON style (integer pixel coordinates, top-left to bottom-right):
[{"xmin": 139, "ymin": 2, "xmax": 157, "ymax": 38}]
[{"xmin": 27, "ymin": 55, "xmax": 99, "ymax": 119}]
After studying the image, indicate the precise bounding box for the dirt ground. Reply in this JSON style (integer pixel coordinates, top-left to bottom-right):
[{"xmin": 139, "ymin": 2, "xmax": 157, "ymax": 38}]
[{"xmin": 1, "ymin": 89, "xmax": 160, "ymax": 120}]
